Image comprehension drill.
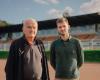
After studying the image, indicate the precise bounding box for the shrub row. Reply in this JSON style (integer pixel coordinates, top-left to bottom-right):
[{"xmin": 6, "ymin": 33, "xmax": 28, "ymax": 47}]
[{"xmin": 84, "ymin": 50, "xmax": 100, "ymax": 62}]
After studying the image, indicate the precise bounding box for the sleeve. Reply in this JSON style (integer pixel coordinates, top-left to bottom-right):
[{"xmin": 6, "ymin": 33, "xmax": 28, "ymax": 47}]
[
  {"xmin": 76, "ymin": 40, "xmax": 84, "ymax": 68},
  {"xmin": 50, "ymin": 42, "xmax": 56, "ymax": 70},
  {"xmin": 5, "ymin": 41, "xmax": 16, "ymax": 80}
]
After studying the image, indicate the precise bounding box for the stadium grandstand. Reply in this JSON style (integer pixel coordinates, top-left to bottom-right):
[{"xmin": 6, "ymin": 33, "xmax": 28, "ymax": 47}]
[{"xmin": 0, "ymin": 12, "xmax": 100, "ymax": 51}]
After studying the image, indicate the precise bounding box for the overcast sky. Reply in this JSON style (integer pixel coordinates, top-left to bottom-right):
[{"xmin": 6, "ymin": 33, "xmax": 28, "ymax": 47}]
[{"xmin": 0, "ymin": 0, "xmax": 100, "ymax": 24}]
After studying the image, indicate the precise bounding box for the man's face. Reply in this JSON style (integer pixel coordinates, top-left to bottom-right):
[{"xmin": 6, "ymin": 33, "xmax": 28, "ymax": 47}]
[
  {"xmin": 22, "ymin": 20, "xmax": 38, "ymax": 38},
  {"xmin": 57, "ymin": 21, "xmax": 69, "ymax": 35}
]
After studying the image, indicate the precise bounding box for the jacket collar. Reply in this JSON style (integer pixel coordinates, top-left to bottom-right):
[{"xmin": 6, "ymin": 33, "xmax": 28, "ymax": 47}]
[
  {"xmin": 21, "ymin": 35, "xmax": 38, "ymax": 46},
  {"xmin": 59, "ymin": 35, "xmax": 72, "ymax": 42}
]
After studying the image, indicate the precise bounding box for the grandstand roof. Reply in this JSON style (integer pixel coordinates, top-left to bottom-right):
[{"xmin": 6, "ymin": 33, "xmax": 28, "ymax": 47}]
[{"xmin": 0, "ymin": 12, "xmax": 100, "ymax": 34}]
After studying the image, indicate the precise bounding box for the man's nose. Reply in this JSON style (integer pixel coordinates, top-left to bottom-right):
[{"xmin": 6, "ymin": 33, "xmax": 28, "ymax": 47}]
[
  {"xmin": 61, "ymin": 27, "xmax": 64, "ymax": 30},
  {"xmin": 31, "ymin": 27, "xmax": 35, "ymax": 30}
]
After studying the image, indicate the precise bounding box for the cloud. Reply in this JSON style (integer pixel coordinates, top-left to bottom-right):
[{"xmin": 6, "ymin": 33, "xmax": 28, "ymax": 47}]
[
  {"xmin": 47, "ymin": 6, "xmax": 74, "ymax": 18},
  {"xmin": 34, "ymin": 0, "xmax": 59, "ymax": 4},
  {"xmin": 47, "ymin": 9, "xmax": 62, "ymax": 18},
  {"xmin": 34, "ymin": 0, "xmax": 48, "ymax": 5},
  {"xmin": 48, "ymin": 0, "xmax": 59, "ymax": 4},
  {"xmin": 80, "ymin": 0, "xmax": 100, "ymax": 14}
]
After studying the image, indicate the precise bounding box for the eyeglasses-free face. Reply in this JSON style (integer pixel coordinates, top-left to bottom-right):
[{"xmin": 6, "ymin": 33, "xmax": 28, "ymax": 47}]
[{"xmin": 22, "ymin": 19, "xmax": 38, "ymax": 38}]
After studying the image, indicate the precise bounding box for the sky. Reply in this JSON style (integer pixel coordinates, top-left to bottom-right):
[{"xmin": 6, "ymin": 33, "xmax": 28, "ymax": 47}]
[{"xmin": 0, "ymin": 0, "xmax": 100, "ymax": 24}]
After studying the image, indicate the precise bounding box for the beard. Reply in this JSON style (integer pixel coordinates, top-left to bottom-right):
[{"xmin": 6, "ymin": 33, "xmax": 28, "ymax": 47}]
[{"xmin": 58, "ymin": 32, "xmax": 66, "ymax": 36}]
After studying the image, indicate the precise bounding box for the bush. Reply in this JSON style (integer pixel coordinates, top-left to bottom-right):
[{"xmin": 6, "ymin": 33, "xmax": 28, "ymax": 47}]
[
  {"xmin": 0, "ymin": 51, "xmax": 9, "ymax": 59},
  {"xmin": 84, "ymin": 50, "xmax": 100, "ymax": 62}
]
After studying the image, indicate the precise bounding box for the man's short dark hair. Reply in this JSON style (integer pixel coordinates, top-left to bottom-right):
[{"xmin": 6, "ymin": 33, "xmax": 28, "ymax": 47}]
[{"xmin": 56, "ymin": 17, "xmax": 69, "ymax": 24}]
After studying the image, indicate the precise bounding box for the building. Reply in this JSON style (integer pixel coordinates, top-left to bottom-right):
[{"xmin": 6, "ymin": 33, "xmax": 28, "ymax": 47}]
[{"xmin": 0, "ymin": 13, "xmax": 100, "ymax": 51}]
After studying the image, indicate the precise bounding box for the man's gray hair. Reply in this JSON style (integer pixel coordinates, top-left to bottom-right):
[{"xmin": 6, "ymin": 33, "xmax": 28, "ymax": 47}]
[{"xmin": 23, "ymin": 18, "xmax": 38, "ymax": 26}]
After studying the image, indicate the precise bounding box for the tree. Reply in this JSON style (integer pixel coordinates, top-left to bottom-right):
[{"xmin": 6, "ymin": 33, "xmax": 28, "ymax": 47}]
[
  {"xmin": 0, "ymin": 20, "xmax": 8, "ymax": 27},
  {"xmin": 0, "ymin": 20, "xmax": 12, "ymax": 40}
]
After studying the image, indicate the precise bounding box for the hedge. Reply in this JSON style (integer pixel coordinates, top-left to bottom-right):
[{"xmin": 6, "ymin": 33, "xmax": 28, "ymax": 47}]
[
  {"xmin": 0, "ymin": 50, "xmax": 100, "ymax": 62},
  {"xmin": 84, "ymin": 50, "xmax": 100, "ymax": 62},
  {"xmin": 0, "ymin": 51, "xmax": 9, "ymax": 59}
]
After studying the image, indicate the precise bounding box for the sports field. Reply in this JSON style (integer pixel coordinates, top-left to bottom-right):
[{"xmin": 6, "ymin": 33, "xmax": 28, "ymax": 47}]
[{"xmin": 0, "ymin": 59, "xmax": 100, "ymax": 80}]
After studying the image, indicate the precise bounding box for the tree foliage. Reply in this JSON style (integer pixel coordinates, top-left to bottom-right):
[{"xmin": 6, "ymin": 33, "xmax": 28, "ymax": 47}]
[{"xmin": 0, "ymin": 20, "xmax": 9, "ymax": 27}]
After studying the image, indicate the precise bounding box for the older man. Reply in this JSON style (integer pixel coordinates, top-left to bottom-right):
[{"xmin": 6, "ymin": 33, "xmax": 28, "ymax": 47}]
[{"xmin": 5, "ymin": 18, "xmax": 50, "ymax": 80}]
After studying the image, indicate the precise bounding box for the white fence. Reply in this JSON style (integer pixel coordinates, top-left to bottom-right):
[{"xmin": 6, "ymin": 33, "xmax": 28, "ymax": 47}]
[
  {"xmin": 81, "ymin": 39, "xmax": 100, "ymax": 50},
  {"xmin": 0, "ymin": 39, "xmax": 100, "ymax": 51},
  {"xmin": 44, "ymin": 39, "xmax": 100, "ymax": 51},
  {"xmin": 0, "ymin": 42, "xmax": 11, "ymax": 51}
]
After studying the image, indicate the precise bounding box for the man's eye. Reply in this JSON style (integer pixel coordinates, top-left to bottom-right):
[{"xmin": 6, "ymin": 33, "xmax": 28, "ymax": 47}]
[
  {"xmin": 27, "ymin": 26, "xmax": 32, "ymax": 28},
  {"xmin": 58, "ymin": 26, "xmax": 62, "ymax": 28}
]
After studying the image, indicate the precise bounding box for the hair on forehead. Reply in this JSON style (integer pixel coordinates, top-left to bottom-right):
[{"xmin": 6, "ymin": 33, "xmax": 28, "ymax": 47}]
[{"xmin": 56, "ymin": 17, "xmax": 69, "ymax": 24}]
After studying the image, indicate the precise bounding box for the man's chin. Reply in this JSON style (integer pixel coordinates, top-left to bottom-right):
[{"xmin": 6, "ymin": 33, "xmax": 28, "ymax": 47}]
[
  {"xmin": 59, "ymin": 33, "xmax": 65, "ymax": 35},
  {"xmin": 26, "ymin": 35, "xmax": 35, "ymax": 38}
]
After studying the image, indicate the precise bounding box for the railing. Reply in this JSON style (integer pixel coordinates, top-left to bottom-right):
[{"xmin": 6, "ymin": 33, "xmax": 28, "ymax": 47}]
[
  {"xmin": 0, "ymin": 39, "xmax": 100, "ymax": 51},
  {"xmin": 81, "ymin": 39, "xmax": 100, "ymax": 50},
  {"xmin": 43, "ymin": 39, "xmax": 100, "ymax": 51}
]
